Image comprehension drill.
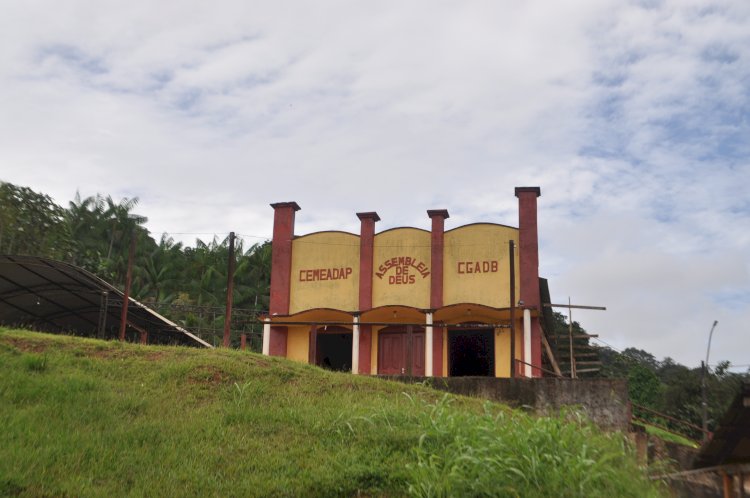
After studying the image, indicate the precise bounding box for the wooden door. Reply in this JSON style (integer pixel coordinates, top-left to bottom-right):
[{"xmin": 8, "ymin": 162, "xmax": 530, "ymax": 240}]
[
  {"xmin": 377, "ymin": 328, "xmax": 425, "ymax": 376},
  {"xmin": 378, "ymin": 332, "xmax": 404, "ymax": 375}
]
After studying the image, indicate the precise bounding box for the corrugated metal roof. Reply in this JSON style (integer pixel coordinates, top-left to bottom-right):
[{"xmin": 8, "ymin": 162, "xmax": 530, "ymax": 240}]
[{"xmin": 0, "ymin": 255, "xmax": 211, "ymax": 348}]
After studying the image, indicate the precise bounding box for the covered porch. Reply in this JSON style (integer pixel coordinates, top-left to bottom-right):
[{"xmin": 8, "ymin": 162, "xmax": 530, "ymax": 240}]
[{"xmin": 261, "ymin": 303, "xmax": 541, "ymax": 378}]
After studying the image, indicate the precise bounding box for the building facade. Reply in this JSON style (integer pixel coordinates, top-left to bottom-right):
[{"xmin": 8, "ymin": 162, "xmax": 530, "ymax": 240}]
[{"xmin": 262, "ymin": 187, "xmax": 544, "ymax": 378}]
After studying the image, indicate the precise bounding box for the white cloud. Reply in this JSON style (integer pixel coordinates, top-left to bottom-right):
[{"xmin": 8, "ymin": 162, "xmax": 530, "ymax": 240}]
[{"xmin": 0, "ymin": 0, "xmax": 748, "ymax": 367}]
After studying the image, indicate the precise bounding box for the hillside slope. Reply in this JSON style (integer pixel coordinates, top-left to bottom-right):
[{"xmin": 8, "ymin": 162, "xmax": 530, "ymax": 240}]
[{"xmin": 0, "ymin": 329, "xmax": 665, "ymax": 497}]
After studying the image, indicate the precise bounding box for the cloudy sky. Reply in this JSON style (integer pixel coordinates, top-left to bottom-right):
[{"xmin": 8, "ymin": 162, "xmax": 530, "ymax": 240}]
[{"xmin": 1, "ymin": 1, "xmax": 748, "ymax": 368}]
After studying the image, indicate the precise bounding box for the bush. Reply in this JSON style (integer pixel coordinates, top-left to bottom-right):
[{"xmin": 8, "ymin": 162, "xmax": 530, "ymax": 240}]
[{"xmin": 405, "ymin": 396, "xmax": 664, "ymax": 498}]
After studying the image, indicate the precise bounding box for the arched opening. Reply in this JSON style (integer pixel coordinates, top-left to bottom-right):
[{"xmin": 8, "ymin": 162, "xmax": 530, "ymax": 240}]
[
  {"xmin": 448, "ymin": 326, "xmax": 495, "ymax": 377},
  {"xmin": 314, "ymin": 326, "xmax": 352, "ymax": 372}
]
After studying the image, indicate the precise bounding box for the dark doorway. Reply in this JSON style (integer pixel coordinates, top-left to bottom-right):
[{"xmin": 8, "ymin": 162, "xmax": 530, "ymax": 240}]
[
  {"xmin": 377, "ymin": 327, "xmax": 425, "ymax": 376},
  {"xmin": 316, "ymin": 329, "xmax": 352, "ymax": 372},
  {"xmin": 448, "ymin": 329, "xmax": 494, "ymax": 377}
]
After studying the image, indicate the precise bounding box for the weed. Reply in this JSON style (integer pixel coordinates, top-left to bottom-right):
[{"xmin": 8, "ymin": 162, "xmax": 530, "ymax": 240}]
[{"xmin": 22, "ymin": 353, "xmax": 48, "ymax": 372}]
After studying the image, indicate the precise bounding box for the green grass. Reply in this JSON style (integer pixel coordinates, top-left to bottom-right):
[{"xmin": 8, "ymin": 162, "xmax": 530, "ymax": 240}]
[
  {"xmin": 0, "ymin": 328, "xmax": 666, "ymax": 497},
  {"xmin": 632, "ymin": 419, "xmax": 700, "ymax": 448}
]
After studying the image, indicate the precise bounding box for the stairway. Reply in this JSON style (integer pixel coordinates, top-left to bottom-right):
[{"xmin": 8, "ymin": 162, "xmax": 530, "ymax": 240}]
[{"xmin": 542, "ymin": 331, "xmax": 602, "ymax": 378}]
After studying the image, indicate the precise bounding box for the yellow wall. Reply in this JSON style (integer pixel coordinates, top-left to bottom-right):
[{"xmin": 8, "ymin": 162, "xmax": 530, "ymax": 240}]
[
  {"xmin": 286, "ymin": 326, "xmax": 309, "ymax": 363},
  {"xmin": 370, "ymin": 326, "xmax": 382, "ymax": 375},
  {"xmin": 442, "ymin": 331, "xmax": 447, "ymax": 377},
  {"xmin": 443, "ymin": 224, "xmax": 519, "ymax": 308},
  {"xmin": 493, "ymin": 322, "xmax": 524, "ymax": 377},
  {"xmin": 372, "ymin": 228, "xmax": 431, "ymax": 309},
  {"xmin": 289, "ymin": 231, "xmax": 360, "ymax": 314}
]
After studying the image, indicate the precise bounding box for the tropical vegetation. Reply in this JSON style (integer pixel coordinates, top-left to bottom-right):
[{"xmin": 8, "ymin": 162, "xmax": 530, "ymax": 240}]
[{"xmin": 0, "ymin": 181, "xmax": 270, "ymax": 346}]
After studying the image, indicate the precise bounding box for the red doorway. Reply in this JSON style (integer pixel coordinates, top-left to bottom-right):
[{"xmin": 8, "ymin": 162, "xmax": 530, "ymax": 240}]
[{"xmin": 377, "ymin": 326, "xmax": 425, "ymax": 376}]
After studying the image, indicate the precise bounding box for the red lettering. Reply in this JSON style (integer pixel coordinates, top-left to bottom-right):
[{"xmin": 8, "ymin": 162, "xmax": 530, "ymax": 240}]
[
  {"xmin": 299, "ymin": 266, "xmax": 354, "ymax": 281},
  {"xmin": 456, "ymin": 260, "xmax": 500, "ymax": 275},
  {"xmin": 408, "ymin": 274, "xmax": 415, "ymax": 284}
]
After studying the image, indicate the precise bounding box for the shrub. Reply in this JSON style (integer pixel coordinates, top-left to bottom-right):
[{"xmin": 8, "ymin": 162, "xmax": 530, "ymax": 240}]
[{"xmin": 406, "ymin": 396, "xmax": 664, "ymax": 498}]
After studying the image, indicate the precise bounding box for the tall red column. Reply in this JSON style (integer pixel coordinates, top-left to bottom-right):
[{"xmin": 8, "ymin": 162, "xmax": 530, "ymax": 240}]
[
  {"xmin": 515, "ymin": 187, "xmax": 542, "ymax": 377},
  {"xmin": 269, "ymin": 201, "xmax": 300, "ymax": 357},
  {"xmin": 428, "ymin": 209, "xmax": 449, "ymax": 377},
  {"xmin": 356, "ymin": 211, "xmax": 379, "ymax": 374}
]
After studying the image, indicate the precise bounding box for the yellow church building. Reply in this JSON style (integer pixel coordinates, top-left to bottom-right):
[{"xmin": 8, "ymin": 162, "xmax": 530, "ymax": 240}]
[{"xmin": 261, "ymin": 187, "xmax": 546, "ymax": 378}]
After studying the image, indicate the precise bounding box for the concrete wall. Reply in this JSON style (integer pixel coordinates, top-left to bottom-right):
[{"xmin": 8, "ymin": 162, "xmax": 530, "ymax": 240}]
[{"xmin": 384, "ymin": 376, "xmax": 631, "ymax": 431}]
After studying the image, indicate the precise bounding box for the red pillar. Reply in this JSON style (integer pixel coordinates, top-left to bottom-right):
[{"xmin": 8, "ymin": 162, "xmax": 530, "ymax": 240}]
[
  {"xmin": 269, "ymin": 201, "xmax": 300, "ymax": 357},
  {"xmin": 356, "ymin": 211, "xmax": 379, "ymax": 374},
  {"xmin": 428, "ymin": 209, "xmax": 449, "ymax": 377},
  {"xmin": 515, "ymin": 187, "xmax": 542, "ymax": 377}
]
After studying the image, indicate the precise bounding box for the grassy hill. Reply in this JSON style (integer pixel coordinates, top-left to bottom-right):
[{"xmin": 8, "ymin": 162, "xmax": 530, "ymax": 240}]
[{"xmin": 0, "ymin": 328, "xmax": 665, "ymax": 497}]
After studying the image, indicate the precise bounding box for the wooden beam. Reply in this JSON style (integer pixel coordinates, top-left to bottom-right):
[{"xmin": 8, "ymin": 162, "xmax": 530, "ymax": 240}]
[
  {"xmin": 544, "ymin": 303, "xmax": 606, "ymax": 310},
  {"xmin": 541, "ymin": 332, "xmax": 562, "ymax": 377}
]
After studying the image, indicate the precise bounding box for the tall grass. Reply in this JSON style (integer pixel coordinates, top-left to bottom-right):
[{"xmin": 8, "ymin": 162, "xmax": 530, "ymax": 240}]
[
  {"xmin": 0, "ymin": 328, "xmax": 666, "ymax": 497},
  {"xmin": 403, "ymin": 396, "xmax": 664, "ymax": 498}
]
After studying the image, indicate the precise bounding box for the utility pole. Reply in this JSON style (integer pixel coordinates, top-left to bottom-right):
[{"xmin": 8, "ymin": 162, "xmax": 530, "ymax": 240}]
[
  {"xmin": 702, "ymin": 320, "xmax": 719, "ymax": 441},
  {"xmin": 223, "ymin": 232, "xmax": 236, "ymax": 348},
  {"xmin": 119, "ymin": 231, "xmax": 137, "ymax": 342},
  {"xmin": 98, "ymin": 290, "xmax": 108, "ymax": 339},
  {"xmin": 509, "ymin": 240, "xmax": 516, "ymax": 378}
]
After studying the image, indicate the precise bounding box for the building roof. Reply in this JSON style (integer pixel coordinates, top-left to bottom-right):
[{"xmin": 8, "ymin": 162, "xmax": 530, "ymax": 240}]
[
  {"xmin": 693, "ymin": 382, "xmax": 750, "ymax": 468},
  {"xmin": 0, "ymin": 255, "xmax": 211, "ymax": 348}
]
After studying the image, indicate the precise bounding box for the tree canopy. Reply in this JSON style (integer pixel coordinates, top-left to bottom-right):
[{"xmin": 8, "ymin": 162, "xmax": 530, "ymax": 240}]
[{"xmin": 0, "ymin": 181, "xmax": 270, "ymax": 346}]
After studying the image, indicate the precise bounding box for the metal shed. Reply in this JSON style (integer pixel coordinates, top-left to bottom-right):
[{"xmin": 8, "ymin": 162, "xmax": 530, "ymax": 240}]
[{"xmin": 0, "ymin": 255, "xmax": 211, "ymax": 348}]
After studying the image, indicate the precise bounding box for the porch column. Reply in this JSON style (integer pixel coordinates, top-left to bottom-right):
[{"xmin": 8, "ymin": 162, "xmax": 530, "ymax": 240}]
[
  {"xmin": 357, "ymin": 211, "xmax": 380, "ymax": 374},
  {"xmin": 269, "ymin": 201, "xmax": 300, "ymax": 357},
  {"xmin": 262, "ymin": 318, "xmax": 271, "ymax": 356},
  {"xmin": 428, "ymin": 209, "xmax": 449, "ymax": 377},
  {"xmin": 523, "ymin": 309, "xmax": 532, "ymax": 377},
  {"xmin": 352, "ymin": 315, "xmax": 360, "ymax": 375},
  {"xmin": 425, "ymin": 312, "xmax": 434, "ymax": 377},
  {"xmin": 515, "ymin": 187, "xmax": 542, "ymax": 377}
]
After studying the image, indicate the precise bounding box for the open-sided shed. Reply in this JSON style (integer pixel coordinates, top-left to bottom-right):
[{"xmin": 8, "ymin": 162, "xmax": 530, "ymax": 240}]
[{"xmin": 0, "ymin": 255, "xmax": 210, "ymax": 348}]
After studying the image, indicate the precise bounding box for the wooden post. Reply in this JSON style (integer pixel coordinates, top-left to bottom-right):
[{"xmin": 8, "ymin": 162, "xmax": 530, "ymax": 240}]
[
  {"xmin": 240, "ymin": 333, "xmax": 247, "ymax": 350},
  {"xmin": 509, "ymin": 240, "xmax": 516, "ymax": 378},
  {"xmin": 308, "ymin": 324, "xmax": 318, "ymax": 365},
  {"xmin": 406, "ymin": 325, "xmax": 413, "ymax": 377},
  {"xmin": 634, "ymin": 430, "xmax": 648, "ymax": 465},
  {"xmin": 568, "ymin": 296, "xmax": 576, "ymax": 379},
  {"xmin": 139, "ymin": 330, "xmax": 147, "ymax": 345},
  {"xmin": 223, "ymin": 232, "xmax": 235, "ymax": 348},
  {"xmin": 541, "ymin": 332, "xmax": 562, "ymax": 377},
  {"xmin": 118, "ymin": 231, "xmax": 137, "ymax": 342},
  {"xmin": 738, "ymin": 471, "xmax": 745, "ymax": 498},
  {"xmin": 97, "ymin": 291, "xmax": 108, "ymax": 339},
  {"xmin": 723, "ymin": 471, "xmax": 733, "ymax": 498}
]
